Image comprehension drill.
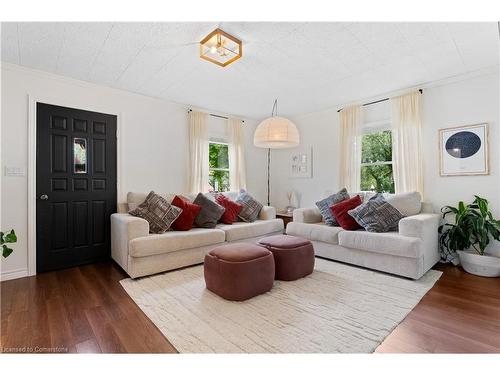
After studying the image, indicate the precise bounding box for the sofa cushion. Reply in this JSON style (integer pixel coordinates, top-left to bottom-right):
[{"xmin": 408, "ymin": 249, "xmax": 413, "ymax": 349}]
[
  {"xmin": 259, "ymin": 206, "xmax": 277, "ymax": 221},
  {"xmin": 171, "ymin": 195, "xmax": 202, "ymax": 231},
  {"xmin": 330, "ymin": 195, "xmax": 363, "ymax": 230},
  {"xmin": 384, "ymin": 191, "xmax": 422, "ymax": 216},
  {"xmin": 193, "ymin": 193, "xmax": 225, "ymax": 229},
  {"xmin": 236, "ymin": 190, "xmax": 263, "ymax": 222},
  {"xmin": 128, "ymin": 191, "xmax": 182, "ymax": 234},
  {"xmin": 349, "ymin": 194, "xmax": 404, "ymax": 233},
  {"xmin": 215, "ymin": 193, "xmax": 242, "ymax": 224},
  {"xmin": 315, "ymin": 188, "xmax": 350, "ymax": 226},
  {"xmin": 216, "ymin": 219, "xmax": 284, "ymax": 242},
  {"xmin": 338, "ymin": 230, "xmax": 421, "ymax": 258},
  {"xmin": 129, "ymin": 227, "xmax": 225, "ymax": 257},
  {"xmin": 286, "ymin": 222, "xmax": 344, "ymax": 245},
  {"xmin": 292, "ymin": 207, "xmax": 322, "ymax": 223}
]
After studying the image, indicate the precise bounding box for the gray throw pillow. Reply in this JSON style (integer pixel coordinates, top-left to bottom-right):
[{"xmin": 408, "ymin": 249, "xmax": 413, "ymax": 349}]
[
  {"xmin": 236, "ymin": 190, "xmax": 263, "ymax": 222},
  {"xmin": 348, "ymin": 193, "xmax": 405, "ymax": 233},
  {"xmin": 128, "ymin": 191, "xmax": 182, "ymax": 234},
  {"xmin": 315, "ymin": 188, "xmax": 350, "ymax": 226},
  {"xmin": 193, "ymin": 193, "xmax": 225, "ymax": 228}
]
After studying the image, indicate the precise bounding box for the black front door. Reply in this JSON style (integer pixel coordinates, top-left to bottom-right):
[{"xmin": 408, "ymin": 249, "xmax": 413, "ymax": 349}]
[{"xmin": 36, "ymin": 103, "xmax": 117, "ymax": 272}]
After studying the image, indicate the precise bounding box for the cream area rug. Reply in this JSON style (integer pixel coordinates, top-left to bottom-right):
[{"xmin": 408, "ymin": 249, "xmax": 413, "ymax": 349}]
[{"xmin": 120, "ymin": 258, "xmax": 441, "ymax": 353}]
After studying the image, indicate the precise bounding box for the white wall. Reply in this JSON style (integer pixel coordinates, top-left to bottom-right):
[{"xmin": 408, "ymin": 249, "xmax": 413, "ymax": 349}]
[
  {"xmin": 270, "ymin": 108, "xmax": 341, "ymax": 210},
  {"xmin": 421, "ymin": 72, "xmax": 499, "ymax": 214},
  {"xmin": 422, "ymin": 72, "xmax": 500, "ymax": 256},
  {"xmin": 270, "ymin": 71, "xmax": 500, "ymax": 254},
  {"xmin": 0, "ymin": 63, "xmax": 266, "ymax": 280}
]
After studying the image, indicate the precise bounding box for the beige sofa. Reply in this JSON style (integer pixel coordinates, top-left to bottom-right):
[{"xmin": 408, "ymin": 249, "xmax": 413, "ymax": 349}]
[
  {"xmin": 111, "ymin": 192, "xmax": 284, "ymax": 278},
  {"xmin": 286, "ymin": 193, "xmax": 440, "ymax": 279}
]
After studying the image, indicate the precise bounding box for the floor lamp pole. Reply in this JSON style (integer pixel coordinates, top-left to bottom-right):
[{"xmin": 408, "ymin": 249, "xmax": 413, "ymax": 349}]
[{"xmin": 267, "ymin": 147, "xmax": 271, "ymax": 206}]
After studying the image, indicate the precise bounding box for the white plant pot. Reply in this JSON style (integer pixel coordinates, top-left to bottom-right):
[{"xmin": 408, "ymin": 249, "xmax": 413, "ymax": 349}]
[{"xmin": 457, "ymin": 250, "xmax": 500, "ymax": 277}]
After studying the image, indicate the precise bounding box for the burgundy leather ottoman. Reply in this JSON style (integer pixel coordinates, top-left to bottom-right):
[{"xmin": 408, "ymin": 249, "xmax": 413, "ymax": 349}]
[
  {"xmin": 258, "ymin": 235, "xmax": 315, "ymax": 281},
  {"xmin": 204, "ymin": 243, "xmax": 275, "ymax": 301}
]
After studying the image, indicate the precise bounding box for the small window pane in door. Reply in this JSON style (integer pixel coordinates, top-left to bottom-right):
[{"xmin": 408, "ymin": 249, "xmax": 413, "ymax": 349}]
[{"xmin": 73, "ymin": 138, "xmax": 87, "ymax": 174}]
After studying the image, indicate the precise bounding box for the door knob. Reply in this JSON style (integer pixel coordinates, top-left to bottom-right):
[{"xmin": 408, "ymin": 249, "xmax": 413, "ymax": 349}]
[{"xmin": 40, "ymin": 194, "xmax": 49, "ymax": 200}]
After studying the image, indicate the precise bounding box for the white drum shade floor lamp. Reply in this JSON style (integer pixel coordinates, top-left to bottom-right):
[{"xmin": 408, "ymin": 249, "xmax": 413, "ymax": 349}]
[{"xmin": 254, "ymin": 99, "xmax": 300, "ymax": 206}]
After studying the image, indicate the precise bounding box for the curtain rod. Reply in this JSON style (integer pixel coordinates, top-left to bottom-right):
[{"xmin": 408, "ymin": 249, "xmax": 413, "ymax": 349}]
[
  {"xmin": 337, "ymin": 89, "xmax": 423, "ymax": 113},
  {"xmin": 187, "ymin": 109, "xmax": 245, "ymax": 123}
]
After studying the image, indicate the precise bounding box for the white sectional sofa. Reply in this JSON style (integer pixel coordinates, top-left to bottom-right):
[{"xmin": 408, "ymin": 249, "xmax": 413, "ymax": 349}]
[
  {"xmin": 111, "ymin": 192, "xmax": 284, "ymax": 278},
  {"xmin": 286, "ymin": 193, "xmax": 440, "ymax": 279}
]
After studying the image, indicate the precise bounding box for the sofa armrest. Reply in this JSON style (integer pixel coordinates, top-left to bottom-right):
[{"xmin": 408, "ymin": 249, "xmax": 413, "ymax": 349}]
[
  {"xmin": 398, "ymin": 213, "xmax": 439, "ymax": 239},
  {"xmin": 111, "ymin": 213, "xmax": 149, "ymax": 272},
  {"xmin": 259, "ymin": 206, "xmax": 276, "ymax": 220},
  {"xmin": 399, "ymin": 213, "xmax": 441, "ymax": 273},
  {"xmin": 293, "ymin": 207, "xmax": 322, "ymax": 223}
]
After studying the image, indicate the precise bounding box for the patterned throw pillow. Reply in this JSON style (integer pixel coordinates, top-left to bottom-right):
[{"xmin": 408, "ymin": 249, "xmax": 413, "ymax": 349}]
[
  {"xmin": 193, "ymin": 193, "xmax": 225, "ymax": 228},
  {"xmin": 236, "ymin": 190, "xmax": 263, "ymax": 222},
  {"xmin": 348, "ymin": 193, "xmax": 405, "ymax": 233},
  {"xmin": 128, "ymin": 191, "xmax": 182, "ymax": 234},
  {"xmin": 315, "ymin": 188, "xmax": 350, "ymax": 226},
  {"xmin": 215, "ymin": 193, "xmax": 242, "ymax": 224}
]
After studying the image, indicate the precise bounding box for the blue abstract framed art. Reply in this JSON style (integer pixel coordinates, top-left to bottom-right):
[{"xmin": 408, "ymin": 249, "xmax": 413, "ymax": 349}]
[{"xmin": 439, "ymin": 123, "xmax": 489, "ymax": 176}]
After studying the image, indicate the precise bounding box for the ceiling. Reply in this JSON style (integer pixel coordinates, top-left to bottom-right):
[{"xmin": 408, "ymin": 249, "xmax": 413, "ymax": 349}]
[{"xmin": 1, "ymin": 22, "xmax": 498, "ymax": 119}]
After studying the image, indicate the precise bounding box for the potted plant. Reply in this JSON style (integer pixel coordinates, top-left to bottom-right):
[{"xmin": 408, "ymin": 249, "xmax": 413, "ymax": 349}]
[
  {"xmin": 1, "ymin": 229, "xmax": 17, "ymax": 258},
  {"xmin": 439, "ymin": 196, "xmax": 500, "ymax": 277}
]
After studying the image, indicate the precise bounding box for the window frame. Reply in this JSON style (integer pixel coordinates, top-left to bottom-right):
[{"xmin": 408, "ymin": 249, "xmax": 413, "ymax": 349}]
[
  {"xmin": 208, "ymin": 140, "xmax": 230, "ymax": 192},
  {"xmin": 360, "ymin": 160, "xmax": 392, "ymax": 167},
  {"xmin": 360, "ymin": 121, "xmax": 394, "ymax": 192}
]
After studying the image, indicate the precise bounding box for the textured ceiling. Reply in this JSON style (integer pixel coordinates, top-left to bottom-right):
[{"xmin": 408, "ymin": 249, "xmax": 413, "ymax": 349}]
[{"xmin": 1, "ymin": 22, "xmax": 499, "ymax": 119}]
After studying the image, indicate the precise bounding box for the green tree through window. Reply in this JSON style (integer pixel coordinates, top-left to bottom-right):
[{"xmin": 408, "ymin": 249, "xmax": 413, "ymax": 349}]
[
  {"xmin": 360, "ymin": 130, "xmax": 395, "ymax": 193},
  {"xmin": 209, "ymin": 142, "xmax": 230, "ymax": 192}
]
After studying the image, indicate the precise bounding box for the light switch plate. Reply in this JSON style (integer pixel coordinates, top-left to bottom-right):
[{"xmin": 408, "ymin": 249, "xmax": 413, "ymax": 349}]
[{"xmin": 5, "ymin": 166, "xmax": 26, "ymax": 177}]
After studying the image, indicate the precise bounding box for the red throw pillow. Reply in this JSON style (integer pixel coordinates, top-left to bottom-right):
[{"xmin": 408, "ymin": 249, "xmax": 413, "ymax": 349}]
[
  {"xmin": 171, "ymin": 195, "xmax": 202, "ymax": 231},
  {"xmin": 330, "ymin": 195, "xmax": 363, "ymax": 230},
  {"xmin": 215, "ymin": 194, "xmax": 242, "ymax": 224}
]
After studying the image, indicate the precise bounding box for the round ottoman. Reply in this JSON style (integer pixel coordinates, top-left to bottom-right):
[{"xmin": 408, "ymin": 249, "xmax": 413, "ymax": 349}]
[
  {"xmin": 258, "ymin": 235, "xmax": 315, "ymax": 281},
  {"xmin": 204, "ymin": 243, "xmax": 275, "ymax": 301}
]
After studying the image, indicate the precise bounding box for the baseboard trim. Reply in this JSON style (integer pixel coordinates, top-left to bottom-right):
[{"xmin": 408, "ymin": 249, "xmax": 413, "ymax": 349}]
[{"xmin": 0, "ymin": 268, "xmax": 29, "ymax": 282}]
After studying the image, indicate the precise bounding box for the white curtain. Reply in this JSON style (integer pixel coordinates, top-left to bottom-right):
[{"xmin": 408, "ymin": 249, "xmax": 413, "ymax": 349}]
[
  {"xmin": 391, "ymin": 91, "xmax": 424, "ymax": 196},
  {"xmin": 187, "ymin": 111, "xmax": 209, "ymax": 193},
  {"xmin": 227, "ymin": 117, "xmax": 247, "ymax": 191},
  {"xmin": 339, "ymin": 105, "xmax": 362, "ymax": 192}
]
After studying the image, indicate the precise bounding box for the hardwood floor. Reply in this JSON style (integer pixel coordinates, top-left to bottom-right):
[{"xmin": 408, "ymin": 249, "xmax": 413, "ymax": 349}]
[
  {"xmin": 1, "ymin": 260, "xmax": 499, "ymax": 353},
  {"xmin": 0, "ymin": 262, "xmax": 176, "ymax": 353},
  {"xmin": 376, "ymin": 263, "xmax": 500, "ymax": 353}
]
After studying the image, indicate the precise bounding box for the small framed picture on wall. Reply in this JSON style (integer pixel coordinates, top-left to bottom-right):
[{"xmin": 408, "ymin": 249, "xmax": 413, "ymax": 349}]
[
  {"xmin": 289, "ymin": 147, "xmax": 312, "ymax": 178},
  {"xmin": 439, "ymin": 123, "xmax": 489, "ymax": 176}
]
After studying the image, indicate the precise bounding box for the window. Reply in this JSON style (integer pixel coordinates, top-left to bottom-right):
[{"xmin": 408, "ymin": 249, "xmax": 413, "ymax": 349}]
[
  {"xmin": 360, "ymin": 129, "xmax": 395, "ymax": 193},
  {"xmin": 73, "ymin": 138, "xmax": 87, "ymax": 174},
  {"xmin": 209, "ymin": 142, "xmax": 230, "ymax": 192}
]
